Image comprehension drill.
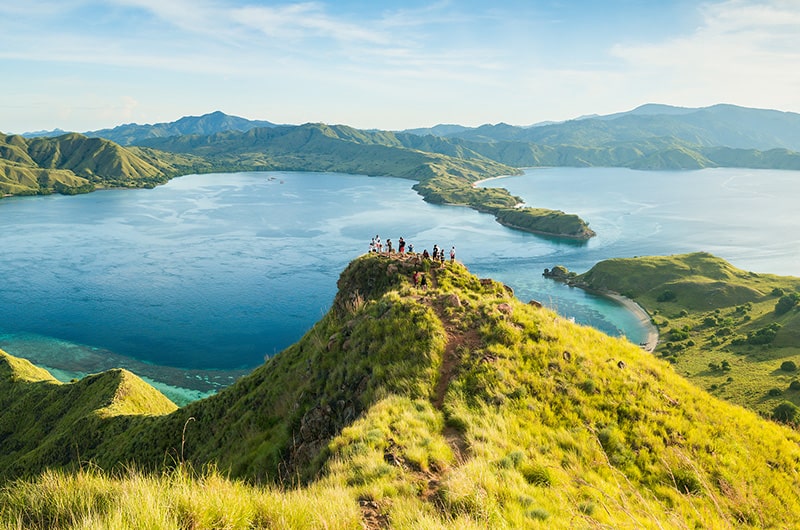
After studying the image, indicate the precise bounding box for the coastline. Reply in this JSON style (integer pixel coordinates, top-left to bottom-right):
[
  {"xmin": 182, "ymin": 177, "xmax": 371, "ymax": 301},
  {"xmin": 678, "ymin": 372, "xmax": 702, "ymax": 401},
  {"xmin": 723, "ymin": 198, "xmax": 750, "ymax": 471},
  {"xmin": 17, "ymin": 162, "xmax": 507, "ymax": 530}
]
[{"xmin": 600, "ymin": 291, "xmax": 659, "ymax": 352}]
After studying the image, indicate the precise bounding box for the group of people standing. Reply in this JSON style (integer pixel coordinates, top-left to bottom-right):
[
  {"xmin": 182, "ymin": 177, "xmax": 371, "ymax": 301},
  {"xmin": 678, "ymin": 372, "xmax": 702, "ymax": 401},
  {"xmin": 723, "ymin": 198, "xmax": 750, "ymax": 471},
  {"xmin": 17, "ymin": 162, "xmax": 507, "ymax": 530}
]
[{"xmin": 368, "ymin": 235, "xmax": 455, "ymax": 263}]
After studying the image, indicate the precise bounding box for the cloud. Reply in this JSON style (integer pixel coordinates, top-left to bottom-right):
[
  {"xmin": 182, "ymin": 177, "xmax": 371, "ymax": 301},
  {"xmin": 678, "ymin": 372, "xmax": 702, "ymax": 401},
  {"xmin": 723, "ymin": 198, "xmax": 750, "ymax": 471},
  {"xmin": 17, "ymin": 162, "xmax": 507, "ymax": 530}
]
[{"xmin": 609, "ymin": 0, "xmax": 800, "ymax": 108}]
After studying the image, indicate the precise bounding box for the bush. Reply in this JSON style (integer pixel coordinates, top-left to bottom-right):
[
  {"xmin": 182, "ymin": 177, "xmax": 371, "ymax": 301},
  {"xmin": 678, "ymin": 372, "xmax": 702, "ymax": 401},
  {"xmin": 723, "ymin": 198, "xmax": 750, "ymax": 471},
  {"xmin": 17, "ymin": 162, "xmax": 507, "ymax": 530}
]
[
  {"xmin": 789, "ymin": 380, "xmax": 800, "ymax": 391},
  {"xmin": 768, "ymin": 388, "xmax": 783, "ymax": 397},
  {"xmin": 657, "ymin": 290, "xmax": 677, "ymax": 302},
  {"xmin": 780, "ymin": 360, "xmax": 798, "ymax": 372},
  {"xmin": 773, "ymin": 401, "xmax": 799, "ymax": 423},
  {"xmin": 775, "ymin": 293, "xmax": 800, "ymax": 315},
  {"xmin": 737, "ymin": 323, "xmax": 782, "ymax": 345}
]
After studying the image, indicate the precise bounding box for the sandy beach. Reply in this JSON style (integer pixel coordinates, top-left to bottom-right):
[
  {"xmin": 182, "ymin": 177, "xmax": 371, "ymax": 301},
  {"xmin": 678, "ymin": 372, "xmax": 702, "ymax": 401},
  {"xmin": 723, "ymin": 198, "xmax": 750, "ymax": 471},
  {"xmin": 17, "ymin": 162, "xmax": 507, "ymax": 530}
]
[{"xmin": 601, "ymin": 292, "xmax": 659, "ymax": 352}]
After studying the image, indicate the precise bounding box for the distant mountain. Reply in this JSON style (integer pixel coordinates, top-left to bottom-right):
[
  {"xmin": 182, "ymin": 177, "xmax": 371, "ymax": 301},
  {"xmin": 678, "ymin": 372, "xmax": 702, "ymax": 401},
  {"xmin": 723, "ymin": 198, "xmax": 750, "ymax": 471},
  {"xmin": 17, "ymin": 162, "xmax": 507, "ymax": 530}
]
[
  {"xmin": 20, "ymin": 111, "xmax": 277, "ymax": 145},
  {"xmin": 20, "ymin": 128, "xmax": 68, "ymax": 138},
  {"xmin": 86, "ymin": 110, "xmax": 277, "ymax": 146},
  {"xmin": 407, "ymin": 104, "xmax": 800, "ymax": 152},
  {"xmin": 399, "ymin": 124, "xmax": 472, "ymax": 137}
]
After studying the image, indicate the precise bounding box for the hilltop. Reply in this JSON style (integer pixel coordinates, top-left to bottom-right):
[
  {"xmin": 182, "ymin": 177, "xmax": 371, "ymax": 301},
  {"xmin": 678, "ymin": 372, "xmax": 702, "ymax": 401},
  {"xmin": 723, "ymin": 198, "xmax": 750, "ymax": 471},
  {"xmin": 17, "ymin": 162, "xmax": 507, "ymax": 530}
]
[
  {"xmin": 2, "ymin": 254, "xmax": 800, "ymax": 528},
  {"xmin": 549, "ymin": 252, "xmax": 800, "ymax": 417}
]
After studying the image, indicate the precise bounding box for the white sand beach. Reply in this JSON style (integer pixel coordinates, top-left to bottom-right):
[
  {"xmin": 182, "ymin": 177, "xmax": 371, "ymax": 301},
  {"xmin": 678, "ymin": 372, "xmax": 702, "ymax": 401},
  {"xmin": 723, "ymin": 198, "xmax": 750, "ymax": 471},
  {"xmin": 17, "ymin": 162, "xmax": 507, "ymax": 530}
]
[{"xmin": 602, "ymin": 292, "xmax": 659, "ymax": 352}]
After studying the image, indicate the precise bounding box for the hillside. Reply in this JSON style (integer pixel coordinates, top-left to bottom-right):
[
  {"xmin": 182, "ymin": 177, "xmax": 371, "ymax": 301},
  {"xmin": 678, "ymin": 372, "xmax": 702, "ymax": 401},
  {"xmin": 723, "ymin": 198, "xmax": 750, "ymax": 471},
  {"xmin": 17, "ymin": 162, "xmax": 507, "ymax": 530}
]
[
  {"xmin": 0, "ymin": 132, "xmax": 199, "ymax": 195},
  {"xmin": 2, "ymin": 254, "xmax": 800, "ymax": 528},
  {"xmin": 555, "ymin": 252, "xmax": 800, "ymax": 417}
]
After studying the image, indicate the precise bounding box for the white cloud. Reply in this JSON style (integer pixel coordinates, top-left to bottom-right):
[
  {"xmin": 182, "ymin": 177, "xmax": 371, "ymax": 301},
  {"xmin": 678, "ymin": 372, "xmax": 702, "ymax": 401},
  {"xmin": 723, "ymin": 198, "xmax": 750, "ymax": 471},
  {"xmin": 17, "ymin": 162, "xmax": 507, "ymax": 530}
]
[{"xmin": 610, "ymin": 0, "xmax": 800, "ymax": 109}]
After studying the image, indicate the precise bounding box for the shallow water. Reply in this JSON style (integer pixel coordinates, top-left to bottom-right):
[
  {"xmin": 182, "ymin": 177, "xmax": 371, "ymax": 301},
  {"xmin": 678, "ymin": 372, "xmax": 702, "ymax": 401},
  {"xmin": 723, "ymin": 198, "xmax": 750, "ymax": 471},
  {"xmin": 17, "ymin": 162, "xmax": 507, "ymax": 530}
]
[{"xmin": 1, "ymin": 168, "xmax": 797, "ymax": 404}]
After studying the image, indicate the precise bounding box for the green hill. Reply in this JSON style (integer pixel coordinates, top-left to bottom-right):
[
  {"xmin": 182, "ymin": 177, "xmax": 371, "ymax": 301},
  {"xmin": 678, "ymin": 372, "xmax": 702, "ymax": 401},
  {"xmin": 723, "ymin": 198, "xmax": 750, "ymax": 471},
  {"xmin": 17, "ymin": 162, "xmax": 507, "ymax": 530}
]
[
  {"xmin": 0, "ymin": 132, "xmax": 198, "ymax": 196},
  {"xmin": 561, "ymin": 252, "xmax": 800, "ymax": 417},
  {"xmin": 2, "ymin": 254, "xmax": 800, "ymax": 528}
]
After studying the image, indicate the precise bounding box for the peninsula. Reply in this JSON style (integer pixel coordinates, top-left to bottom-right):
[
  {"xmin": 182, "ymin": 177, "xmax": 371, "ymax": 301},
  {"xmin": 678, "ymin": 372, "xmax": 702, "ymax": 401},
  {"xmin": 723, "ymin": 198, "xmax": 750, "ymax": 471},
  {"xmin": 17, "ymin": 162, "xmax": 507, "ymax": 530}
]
[{"xmin": 544, "ymin": 252, "xmax": 800, "ymax": 417}]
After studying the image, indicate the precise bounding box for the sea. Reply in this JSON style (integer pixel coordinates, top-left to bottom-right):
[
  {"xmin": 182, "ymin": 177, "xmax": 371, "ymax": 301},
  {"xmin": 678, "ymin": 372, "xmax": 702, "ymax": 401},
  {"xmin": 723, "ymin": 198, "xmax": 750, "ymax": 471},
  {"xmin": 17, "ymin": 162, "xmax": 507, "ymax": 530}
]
[{"xmin": 2, "ymin": 167, "xmax": 798, "ymax": 404}]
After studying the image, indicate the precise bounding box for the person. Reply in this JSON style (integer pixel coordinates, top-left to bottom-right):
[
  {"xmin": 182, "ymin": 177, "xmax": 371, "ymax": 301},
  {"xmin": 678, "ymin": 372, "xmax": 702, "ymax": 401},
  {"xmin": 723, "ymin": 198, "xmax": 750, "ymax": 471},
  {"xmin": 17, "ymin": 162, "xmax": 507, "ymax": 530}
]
[
  {"xmin": 412, "ymin": 271, "xmax": 419, "ymax": 286},
  {"xmin": 387, "ymin": 238, "xmax": 393, "ymax": 253},
  {"xmin": 432, "ymin": 244, "xmax": 439, "ymax": 260},
  {"xmin": 398, "ymin": 237, "xmax": 405, "ymax": 254},
  {"xmin": 450, "ymin": 246, "xmax": 456, "ymax": 262},
  {"xmin": 422, "ymin": 249, "xmax": 430, "ymax": 260},
  {"xmin": 420, "ymin": 273, "xmax": 427, "ymax": 289},
  {"xmin": 408, "ymin": 243, "xmax": 414, "ymax": 254}
]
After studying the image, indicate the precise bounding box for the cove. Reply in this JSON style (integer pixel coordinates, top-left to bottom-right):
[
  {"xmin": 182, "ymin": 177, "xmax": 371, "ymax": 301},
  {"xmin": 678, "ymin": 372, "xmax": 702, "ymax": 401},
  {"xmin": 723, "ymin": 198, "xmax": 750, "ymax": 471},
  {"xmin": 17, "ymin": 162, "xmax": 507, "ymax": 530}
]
[{"xmin": 2, "ymin": 168, "xmax": 797, "ymax": 404}]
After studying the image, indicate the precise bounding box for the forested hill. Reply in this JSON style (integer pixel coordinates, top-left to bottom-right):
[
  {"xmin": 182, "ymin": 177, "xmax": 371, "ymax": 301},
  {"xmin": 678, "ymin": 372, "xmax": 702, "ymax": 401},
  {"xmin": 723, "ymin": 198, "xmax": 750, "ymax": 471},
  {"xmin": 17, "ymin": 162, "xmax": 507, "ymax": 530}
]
[{"xmin": 3, "ymin": 254, "xmax": 800, "ymax": 527}]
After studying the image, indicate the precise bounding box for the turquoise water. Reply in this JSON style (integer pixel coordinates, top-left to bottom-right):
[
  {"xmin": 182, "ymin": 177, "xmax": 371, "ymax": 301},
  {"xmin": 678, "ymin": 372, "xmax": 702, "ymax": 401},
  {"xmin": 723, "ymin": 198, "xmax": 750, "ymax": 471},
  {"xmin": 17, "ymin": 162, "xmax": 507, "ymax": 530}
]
[{"xmin": 1, "ymin": 168, "xmax": 798, "ymax": 403}]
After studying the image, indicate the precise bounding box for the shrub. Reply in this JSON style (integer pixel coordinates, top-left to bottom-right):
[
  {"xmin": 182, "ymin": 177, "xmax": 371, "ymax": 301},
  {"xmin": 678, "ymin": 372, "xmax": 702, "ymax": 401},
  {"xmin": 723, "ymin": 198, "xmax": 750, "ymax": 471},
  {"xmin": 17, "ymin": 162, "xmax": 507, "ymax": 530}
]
[
  {"xmin": 775, "ymin": 293, "xmax": 800, "ymax": 315},
  {"xmin": 780, "ymin": 360, "xmax": 798, "ymax": 372},
  {"xmin": 672, "ymin": 468, "xmax": 702, "ymax": 494},
  {"xmin": 520, "ymin": 465, "xmax": 552, "ymax": 487},
  {"xmin": 789, "ymin": 380, "xmax": 800, "ymax": 391},
  {"xmin": 768, "ymin": 388, "xmax": 783, "ymax": 397},
  {"xmin": 736, "ymin": 323, "xmax": 782, "ymax": 345},
  {"xmin": 657, "ymin": 290, "xmax": 677, "ymax": 302},
  {"xmin": 773, "ymin": 401, "xmax": 799, "ymax": 423}
]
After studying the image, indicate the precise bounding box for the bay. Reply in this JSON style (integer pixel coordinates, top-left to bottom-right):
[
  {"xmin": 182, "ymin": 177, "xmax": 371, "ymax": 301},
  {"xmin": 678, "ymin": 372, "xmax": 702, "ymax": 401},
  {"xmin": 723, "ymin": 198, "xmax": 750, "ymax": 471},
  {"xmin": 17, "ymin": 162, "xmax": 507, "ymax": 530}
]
[{"xmin": 1, "ymin": 167, "xmax": 797, "ymax": 404}]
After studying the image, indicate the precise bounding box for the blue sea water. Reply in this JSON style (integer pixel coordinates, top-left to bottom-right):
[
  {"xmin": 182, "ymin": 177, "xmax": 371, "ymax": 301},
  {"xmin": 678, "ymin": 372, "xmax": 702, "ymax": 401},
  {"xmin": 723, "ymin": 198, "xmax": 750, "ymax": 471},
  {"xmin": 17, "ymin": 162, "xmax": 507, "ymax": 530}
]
[{"xmin": 1, "ymin": 168, "xmax": 798, "ymax": 403}]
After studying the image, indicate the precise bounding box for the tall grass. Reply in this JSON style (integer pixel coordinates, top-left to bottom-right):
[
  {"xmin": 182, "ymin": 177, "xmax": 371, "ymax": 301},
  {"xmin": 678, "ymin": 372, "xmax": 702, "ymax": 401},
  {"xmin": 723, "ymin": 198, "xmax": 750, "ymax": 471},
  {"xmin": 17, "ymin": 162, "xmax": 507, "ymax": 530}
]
[{"xmin": 0, "ymin": 466, "xmax": 361, "ymax": 530}]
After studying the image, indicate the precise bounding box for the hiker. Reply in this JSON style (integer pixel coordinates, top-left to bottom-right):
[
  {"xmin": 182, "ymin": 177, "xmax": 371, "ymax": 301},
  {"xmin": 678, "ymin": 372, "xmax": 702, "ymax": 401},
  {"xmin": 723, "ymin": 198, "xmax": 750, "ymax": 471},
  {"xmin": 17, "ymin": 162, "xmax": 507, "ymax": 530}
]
[
  {"xmin": 420, "ymin": 273, "xmax": 428, "ymax": 289},
  {"xmin": 412, "ymin": 271, "xmax": 419, "ymax": 286},
  {"xmin": 450, "ymin": 246, "xmax": 456, "ymax": 262},
  {"xmin": 432, "ymin": 244, "xmax": 439, "ymax": 260},
  {"xmin": 387, "ymin": 238, "xmax": 393, "ymax": 253},
  {"xmin": 408, "ymin": 243, "xmax": 414, "ymax": 254},
  {"xmin": 398, "ymin": 237, "xmax": 405, "ymax": 253},
  {"xmin": 422, "ymin": 249, "xmax": 430, "ymax": 260}
]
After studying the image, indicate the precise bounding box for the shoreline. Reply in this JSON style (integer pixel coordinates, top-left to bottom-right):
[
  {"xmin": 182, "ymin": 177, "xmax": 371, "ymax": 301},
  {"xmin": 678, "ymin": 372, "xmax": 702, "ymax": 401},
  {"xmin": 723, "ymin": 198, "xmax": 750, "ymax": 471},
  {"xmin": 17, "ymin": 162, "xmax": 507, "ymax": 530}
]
[{"xmin": 600, "ymin": 291, "xmax": 659, "ymax": 352}]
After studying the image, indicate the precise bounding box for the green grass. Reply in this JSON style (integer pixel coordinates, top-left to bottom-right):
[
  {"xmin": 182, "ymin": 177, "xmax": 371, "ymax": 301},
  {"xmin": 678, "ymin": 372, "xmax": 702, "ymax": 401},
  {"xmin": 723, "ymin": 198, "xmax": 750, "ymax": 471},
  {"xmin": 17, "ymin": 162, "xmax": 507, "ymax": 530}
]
[
  {"xmin": 4, "ymin": 253, "xmax": 800, "ymax": 527},
  {"xmin": 572, "ymin": 251, "xmax": 800, "ymax": 417}
]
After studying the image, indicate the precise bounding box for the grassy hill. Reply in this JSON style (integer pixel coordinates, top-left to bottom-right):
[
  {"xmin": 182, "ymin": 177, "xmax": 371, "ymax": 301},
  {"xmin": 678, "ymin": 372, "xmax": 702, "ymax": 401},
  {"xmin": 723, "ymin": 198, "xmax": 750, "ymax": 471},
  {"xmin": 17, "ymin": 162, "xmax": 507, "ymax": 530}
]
[
  {"xmin": 0, "ymin": 132, "xmax": 201, "ymax": 196},
  {"xmin": 2, "ymin": 254, "xmax": 800, "ymax": 528},
  {"xmin": 564, "ymin": 252, "xmax": 800, "ymax": 418}
]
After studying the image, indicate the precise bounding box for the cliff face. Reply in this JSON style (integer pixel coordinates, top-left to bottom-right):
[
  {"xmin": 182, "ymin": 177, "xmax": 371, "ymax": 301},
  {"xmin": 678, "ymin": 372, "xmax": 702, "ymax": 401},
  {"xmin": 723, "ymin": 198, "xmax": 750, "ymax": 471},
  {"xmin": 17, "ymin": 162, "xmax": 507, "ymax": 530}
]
[{"xmin": 3, "ymin": 254, "xmax": 800, "ymax": 527}]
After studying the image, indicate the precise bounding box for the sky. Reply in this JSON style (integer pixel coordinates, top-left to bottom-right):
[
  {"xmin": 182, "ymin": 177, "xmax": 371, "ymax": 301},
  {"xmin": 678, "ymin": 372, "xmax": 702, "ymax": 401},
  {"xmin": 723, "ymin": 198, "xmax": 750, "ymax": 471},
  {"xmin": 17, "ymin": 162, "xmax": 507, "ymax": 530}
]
[{"xmin": 2, "ymin": 0, "xmax": 799, "ymax": 133}]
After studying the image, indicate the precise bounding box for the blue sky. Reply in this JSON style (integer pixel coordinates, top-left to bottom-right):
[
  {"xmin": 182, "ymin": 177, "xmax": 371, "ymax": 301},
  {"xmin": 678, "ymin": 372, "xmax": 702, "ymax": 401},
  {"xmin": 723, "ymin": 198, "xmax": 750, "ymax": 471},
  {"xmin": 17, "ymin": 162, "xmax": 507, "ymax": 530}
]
[{"xmin": 2, "ymin": 0, "xmax": 799, "ymax": 133}]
